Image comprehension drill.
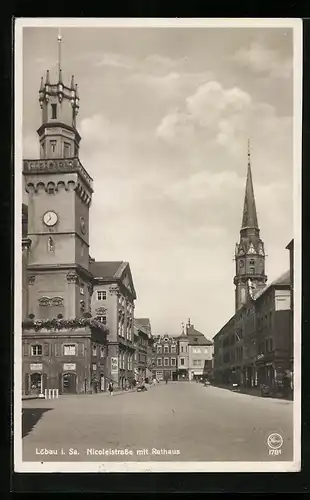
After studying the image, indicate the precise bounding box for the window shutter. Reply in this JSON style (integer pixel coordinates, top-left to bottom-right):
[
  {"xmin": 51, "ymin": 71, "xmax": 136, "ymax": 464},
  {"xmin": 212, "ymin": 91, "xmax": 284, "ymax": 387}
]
[
  {"xmin": 55, "ymin": 343, "xmax": 61, "ymax": 357},
  {"xmin": 23, "ymin": 343, "xmax": 29, "ymax": 357},
  {"xmin": 43, "ymin": 343, "xmax": 50, "ymax": 356},
  {"xmin": 78, "ymin": 343, "xmax": 84, "ymax": 356}
]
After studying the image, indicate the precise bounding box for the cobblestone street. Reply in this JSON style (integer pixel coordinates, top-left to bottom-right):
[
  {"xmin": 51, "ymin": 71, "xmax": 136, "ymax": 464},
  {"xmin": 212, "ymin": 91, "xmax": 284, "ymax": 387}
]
[{"xmin": 21, "ymin": 382, "xmax": 293, "ymax": 462}]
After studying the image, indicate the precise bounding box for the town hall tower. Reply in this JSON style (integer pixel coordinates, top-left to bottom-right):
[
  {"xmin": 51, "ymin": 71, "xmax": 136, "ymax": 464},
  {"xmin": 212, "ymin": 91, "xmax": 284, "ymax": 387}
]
[{"xmin": 23, "ymin": 34, "xmax": 93, "ymax": 321}]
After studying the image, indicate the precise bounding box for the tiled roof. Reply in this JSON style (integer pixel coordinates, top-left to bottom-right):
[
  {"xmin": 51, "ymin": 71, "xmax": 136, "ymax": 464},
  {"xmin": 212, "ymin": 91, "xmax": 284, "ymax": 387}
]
[
  {"xmin": 135, "ymin": 318, "xmax": 151, "ymax": 328},
  {"xmin": 90, "ymin": 261, "xmax": 124, "ymax": 279},
  {"xmin": 254, "ymin": 269, "xmax": 290, "ymax": 300},
  {"xmin": 188, "ymin": 335, "xmax": 213, "ymax": 346},
  {"xmin": 187, "ymin": 326, "xmax": 213, "ymax": 345}
]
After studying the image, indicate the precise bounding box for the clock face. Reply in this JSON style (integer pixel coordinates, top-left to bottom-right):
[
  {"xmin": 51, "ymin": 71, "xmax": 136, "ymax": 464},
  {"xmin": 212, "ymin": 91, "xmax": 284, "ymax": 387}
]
[
  {"xmin": 80, "ymin": 217, "xmax": 86, "ymax": 234},
  {"xmin": 43, "ymin": 211, "xmax": 58, "ymax": 227}
]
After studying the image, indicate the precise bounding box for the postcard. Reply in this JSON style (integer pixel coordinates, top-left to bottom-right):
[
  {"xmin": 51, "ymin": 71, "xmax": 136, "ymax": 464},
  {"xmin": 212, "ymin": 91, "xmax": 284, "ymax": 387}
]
[{"xmin": 14, "ymin": 17, "xmax": 302, "ymax": 473}]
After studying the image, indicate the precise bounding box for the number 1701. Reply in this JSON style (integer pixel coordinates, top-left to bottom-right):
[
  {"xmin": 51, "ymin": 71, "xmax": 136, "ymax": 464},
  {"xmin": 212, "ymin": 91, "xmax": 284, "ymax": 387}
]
[{"xmin": 269, "ymin": 449, "xmax": 282, "ymax": 455}]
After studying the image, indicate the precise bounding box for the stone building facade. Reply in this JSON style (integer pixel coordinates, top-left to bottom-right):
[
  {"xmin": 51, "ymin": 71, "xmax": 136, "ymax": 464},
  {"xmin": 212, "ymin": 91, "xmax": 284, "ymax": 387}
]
[
  {"xmin": 90, "ymin": 261, "xmax": 136, "ymax": 390},
  {"xmin": 213, "ymin": 269, "xmax": 292, "ymax": 390},
  {"xmin": 134, "ymin": 318, "xmax": 153, "ymax": 382},
  {"xmin": 152, "ymin": 335, "xmax": 178, "ymax": 381}
]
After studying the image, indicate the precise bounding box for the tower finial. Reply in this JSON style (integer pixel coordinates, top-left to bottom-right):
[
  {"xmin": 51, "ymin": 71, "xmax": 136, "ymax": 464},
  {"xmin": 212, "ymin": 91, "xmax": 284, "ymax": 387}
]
[
  {"xmin": 181, "ymin": 322, "xmax": 184, "ymax": 334},
  {"xmin": 40, "ymin": 76, "xmax": 44, "ymax": 91},
  {"xmin": 57, "ymin": 28, "xmax": 62, "ymax": 82},
  {"xmin": 248, "ymin": 138, "xmax": 251, "ymax": 165},
  {"xmin": 45, "ymin": 69, "xmax": 50, "ymax": 85},
  {"xmin": 71, "ymin": 75, "xmax": 75, "ymax": 90}
]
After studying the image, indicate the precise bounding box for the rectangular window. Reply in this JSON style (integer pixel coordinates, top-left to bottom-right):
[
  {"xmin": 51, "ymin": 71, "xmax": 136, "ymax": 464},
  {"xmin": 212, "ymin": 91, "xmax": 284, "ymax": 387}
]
[
  {"xmin": 92, "ymin": 364, "xmax": 97, "ymax": 371},
  {"xmin": 31, "ymin": 345, "xmax": 42, "ymax": 356},
  {"xmin": 92, "ymin": 345, "xmax": 97, "ymax": 357},
  {"xmin": 100, "ymin": 347, "xmax": 105, "ymax": 358},
  {"xmin": 181, "ymin": 346, "xmax": 184, "ymax": 353},
  {"xmin": 164, "ymin": 345, "xmax": 169, "ymax": 354},
  {"xmin": 156, "ymin": 371, "xmax": 163, "ymax": 380},
  {"xmin": 164, "ymin": 357, "xmax": 169, "ymax": 366},
  {"xmin": 171, "ymin": 357, "xmax": 176, "ymax": 366},
  {"xmin": 51, "ymin": 103, "xmax": 57, "ymax": 119},
  {"xmin": 50, "ymin": 140, "xmax": 57, "ymax": 154},
  {"xmin": 180, "ymin": 358, "xmax": 185, "ymax": 366},
  {"xmin": 63, "ymin": 344, "xmax": 76, "ymax": 356},
  {"xmin": 80, "ymin": 285, "xmax": 84, "ymax": 295},
  {"xmin": 64, "ymin": 142, "xmax": 70, "ymax": 158},
  {"xmin": 98, "ymin": 315, "xmax": 107, "ymax": 325},
  {"xmin": 171, "ymin": 345, "xmax": 176, "ymax": 353},
  {"xmin": 97, "ymin": 290, "xmax": 107, "ymax": 301},
  {"xmin": 157, "ymin": 345, "xmax": 162, "ymax": 353},
  {"xmin": 157, "ymin": 358, "xmax": 162, "ymax": 366}
]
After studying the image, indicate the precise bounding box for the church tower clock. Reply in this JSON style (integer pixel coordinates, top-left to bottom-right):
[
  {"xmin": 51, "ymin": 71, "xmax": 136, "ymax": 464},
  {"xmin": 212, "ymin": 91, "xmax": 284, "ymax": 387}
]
[
  {"xmin": 23, "ymin": 34, "xmax": 93, "ymax": 320},
  {"xmin": 234, "ymin": 142, "xmax": 267, "ymax": 311}
]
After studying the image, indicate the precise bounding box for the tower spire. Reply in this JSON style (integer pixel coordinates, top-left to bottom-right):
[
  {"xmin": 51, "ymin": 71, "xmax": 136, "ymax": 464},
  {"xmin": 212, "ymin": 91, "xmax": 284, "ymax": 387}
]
[
  {"xmin": 57, "ymin": 28, "xmax": 62, "ymax": 82},
  {"xmin": 241, "ymin": 139, "xmax": 258, "ymax": 230}
]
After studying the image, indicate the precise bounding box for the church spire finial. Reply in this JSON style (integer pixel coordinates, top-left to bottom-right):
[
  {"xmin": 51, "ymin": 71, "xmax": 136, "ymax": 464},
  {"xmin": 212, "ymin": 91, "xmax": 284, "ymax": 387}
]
[
  {"xmin": 241, "ymin": 140, "xmax": 259, "ymax": 231},
  {"xmin": 248, "ymin": 138, "xmax": 251, "ymax": 165}
]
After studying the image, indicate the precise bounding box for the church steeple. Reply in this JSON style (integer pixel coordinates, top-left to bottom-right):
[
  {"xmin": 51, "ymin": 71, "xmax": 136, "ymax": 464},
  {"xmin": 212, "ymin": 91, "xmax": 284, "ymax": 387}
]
[
  {"xmin": 233, "ymin": 141, "xmax": 267, "ymax": 311},
  {"xmin": 241, "ymin": 140, "xmax": 259, "ymax": 231}
]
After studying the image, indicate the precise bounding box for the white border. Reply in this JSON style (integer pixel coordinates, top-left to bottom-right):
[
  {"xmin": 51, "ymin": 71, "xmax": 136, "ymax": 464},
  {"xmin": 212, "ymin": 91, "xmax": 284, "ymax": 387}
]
[{"xmin": 14, "ymin": 17, "xmax": 302, "ymax": 474}]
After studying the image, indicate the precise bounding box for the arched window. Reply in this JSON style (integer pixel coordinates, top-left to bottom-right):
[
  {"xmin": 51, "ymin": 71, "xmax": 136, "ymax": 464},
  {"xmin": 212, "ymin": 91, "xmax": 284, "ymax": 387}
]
[{"xmin": 249, "ymin": 267, "xmax": 255, "ymax": 274}]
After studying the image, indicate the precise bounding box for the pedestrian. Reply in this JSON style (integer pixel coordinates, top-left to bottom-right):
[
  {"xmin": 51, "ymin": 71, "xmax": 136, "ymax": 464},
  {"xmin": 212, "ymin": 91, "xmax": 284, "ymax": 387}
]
[{"xmin": 108, "ymin": 381, "xmax": 114, "ymax": 396}]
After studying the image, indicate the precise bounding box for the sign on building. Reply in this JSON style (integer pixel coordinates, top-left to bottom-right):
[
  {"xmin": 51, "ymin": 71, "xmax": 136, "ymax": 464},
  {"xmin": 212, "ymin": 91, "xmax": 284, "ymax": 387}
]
[
  {"xmin": 63, "ymin": 363, "xmax": 76, "ymax": 371},
  {"xmin": 111, "ymin": 357, "xmax": 118, "ymax": 373},
  {"xmin": 30, "ymin": 363, "xmax": 43, "ymax": 371}
]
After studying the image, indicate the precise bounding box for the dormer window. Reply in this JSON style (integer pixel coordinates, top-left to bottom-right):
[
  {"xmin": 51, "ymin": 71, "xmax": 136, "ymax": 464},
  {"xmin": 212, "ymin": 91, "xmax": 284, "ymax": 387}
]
[{"xmin": 51, "ymin": 103, "xmax": 57, "ymax": 119}]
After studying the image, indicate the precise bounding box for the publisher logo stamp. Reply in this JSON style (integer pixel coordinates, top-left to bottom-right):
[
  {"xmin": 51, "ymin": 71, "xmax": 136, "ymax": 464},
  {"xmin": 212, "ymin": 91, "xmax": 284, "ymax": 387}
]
[{"xmin": 267, "ymin": 433, "xmax": 283, "ymax": 455}]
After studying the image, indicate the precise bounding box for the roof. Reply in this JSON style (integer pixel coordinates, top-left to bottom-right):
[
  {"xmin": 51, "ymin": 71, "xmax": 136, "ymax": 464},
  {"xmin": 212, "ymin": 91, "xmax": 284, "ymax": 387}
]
[
  {"xmin": 254, "ymin": 269, "xmax": 290, "ymax": 300},
  {"xmin": 241, "ymin": 152, "xmax": 259, "ymax": 231},
  {"xmin": 90, "ymin": 261, "xmax": 124, "ymax": 279},
  {"xmin": 135, "ymin": 318, "xmax": 151, "ymax": 329},
  {"xmin": 187, "ymin": 326, "xmax": 213, "ymax": 346},
  {"xmin": 188, "ymin": 335, "xmax": 213, "ymax": 346}
]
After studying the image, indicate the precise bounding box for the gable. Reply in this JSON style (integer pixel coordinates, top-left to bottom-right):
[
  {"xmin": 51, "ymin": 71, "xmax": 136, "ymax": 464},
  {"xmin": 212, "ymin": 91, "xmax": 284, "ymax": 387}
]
[{"xmin": 120, "ymin": 263, "xmax": 136, "ymax": 299}]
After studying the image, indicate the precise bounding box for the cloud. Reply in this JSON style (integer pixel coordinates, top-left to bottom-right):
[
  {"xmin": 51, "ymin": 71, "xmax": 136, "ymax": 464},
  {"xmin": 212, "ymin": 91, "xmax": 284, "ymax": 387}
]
[
  {"xmin": 156, "ymin": 80, "xmax": 292, "ymax": 182},
  {"xmin": 233, "ymin": 42, "xmax": 292, "ymax": 79},
  {"xmin": 127, "ymin": 70, "xmax": 213, "ymax": 101},
  {"xmin": 94, "ymin": 52, "xmax": 135, "ymax": 69}
]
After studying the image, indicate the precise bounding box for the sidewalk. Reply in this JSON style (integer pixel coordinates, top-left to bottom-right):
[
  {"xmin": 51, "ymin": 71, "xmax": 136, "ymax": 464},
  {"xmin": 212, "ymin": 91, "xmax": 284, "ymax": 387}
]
[
  {"xmin": 211, "ymin": 383, "xmax": 293, "ymax": 400},
  {"xmin": 22, "ymin": 383, "xmax": 156, "ymax": 401}
]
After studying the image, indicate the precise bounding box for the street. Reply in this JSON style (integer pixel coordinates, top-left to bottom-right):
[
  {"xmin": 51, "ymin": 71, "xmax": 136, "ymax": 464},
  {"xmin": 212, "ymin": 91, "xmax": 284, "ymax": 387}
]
[{"xmin": 22, "ymin": 382, "xmax": 293, "ymax": 462}]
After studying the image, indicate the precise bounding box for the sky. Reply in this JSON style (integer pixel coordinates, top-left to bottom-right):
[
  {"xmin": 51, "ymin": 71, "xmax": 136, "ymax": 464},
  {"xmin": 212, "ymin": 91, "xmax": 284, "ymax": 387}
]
[{"xmin": 22, "ymin": 25, "xmax": 295, "ymax": 339}]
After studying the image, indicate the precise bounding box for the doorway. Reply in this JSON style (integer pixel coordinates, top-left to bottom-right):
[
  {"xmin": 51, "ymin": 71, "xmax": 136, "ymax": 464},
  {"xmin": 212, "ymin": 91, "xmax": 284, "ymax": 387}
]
[
  {"xmin": 30, "ymin": 372, "xmax": 42, "ymax": 395},
  {"xmin": 62, "ymin": 373, "xmax": 77, "ymax": 394}
]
